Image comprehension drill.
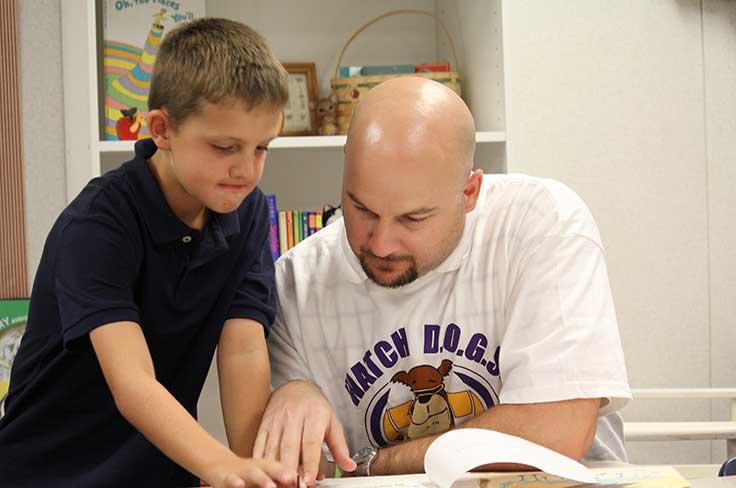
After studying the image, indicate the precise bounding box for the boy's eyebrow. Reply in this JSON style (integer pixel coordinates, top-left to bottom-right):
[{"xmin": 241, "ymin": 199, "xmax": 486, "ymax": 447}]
[
  {"xmin": 210, "ymin": 135, "xmax": 276, "ymax": 145},
  {"xmin": 346, "ymin": 191, "xmax": 437, "ymax": 217}
]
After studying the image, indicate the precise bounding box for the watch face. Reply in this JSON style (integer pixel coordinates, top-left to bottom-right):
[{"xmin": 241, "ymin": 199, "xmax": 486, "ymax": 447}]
[
  {"xmin": 322, "ymin": 444, "xmax": 335, "ymax": 463},
  {"xmin": 353, "ymin": 446, "xmax": 376, "ymax": 463}
]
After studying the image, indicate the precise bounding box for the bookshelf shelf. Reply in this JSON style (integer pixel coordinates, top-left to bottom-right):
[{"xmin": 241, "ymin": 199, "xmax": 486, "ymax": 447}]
[
  {"xmin": 62, "ymin": 0, "xmax": 507, "ymax": 207},
  {"xmin": 96, "ymin": 131, "xmax": 506, "ymax": 153}
]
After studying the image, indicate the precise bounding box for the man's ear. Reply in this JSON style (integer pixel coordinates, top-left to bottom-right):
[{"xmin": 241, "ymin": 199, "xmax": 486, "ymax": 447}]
[
  {"xmin": 462, "ymin": 169, "xmax": 483, "ymax": 213},
  {"xmin": 147, "ymin": 109, "xmax": 173, "ymax": 150}
]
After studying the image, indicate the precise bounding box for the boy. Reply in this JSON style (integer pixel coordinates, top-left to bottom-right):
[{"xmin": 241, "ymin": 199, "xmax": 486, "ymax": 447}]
[{"xmin": 0, "ymin": 18, "xmax": 295, "ymax": 488}]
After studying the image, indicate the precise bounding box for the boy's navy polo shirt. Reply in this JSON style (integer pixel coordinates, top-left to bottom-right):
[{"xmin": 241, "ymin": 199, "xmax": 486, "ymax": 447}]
[{"xmin": 0, "ymin": 139, "xmax": 276, "ymax": 487}]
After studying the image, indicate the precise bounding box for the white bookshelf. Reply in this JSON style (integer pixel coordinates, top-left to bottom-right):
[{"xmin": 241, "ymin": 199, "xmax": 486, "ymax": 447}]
[
  {"xmin": 97, "ymin": 131, "xmax": 506, "ymax": 153},
  {"xmin": 61, "ymin": 0, "xmax": 507, "ymax": 205}
]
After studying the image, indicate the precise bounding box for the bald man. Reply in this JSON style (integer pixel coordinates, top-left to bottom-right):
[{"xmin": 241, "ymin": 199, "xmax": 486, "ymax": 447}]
[{"xmin": 256, "ymin": 78, "xmax": 631, "ymax": 482}]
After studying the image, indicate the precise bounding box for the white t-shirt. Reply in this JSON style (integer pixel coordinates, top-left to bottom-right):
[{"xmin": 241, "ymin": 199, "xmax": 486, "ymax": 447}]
[{"xmin": 269, "ymin": 174, "xmax": 631, "ymax": 462}]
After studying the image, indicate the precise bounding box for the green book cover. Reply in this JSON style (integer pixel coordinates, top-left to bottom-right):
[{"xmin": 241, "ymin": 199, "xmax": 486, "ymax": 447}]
[
  {"xmin": 294, "ymin": 210, "xmax": 302, "ymax": 244},
  {"xmin": 0, "ymin": 298, "xmax": 29, "ymax": 401}
]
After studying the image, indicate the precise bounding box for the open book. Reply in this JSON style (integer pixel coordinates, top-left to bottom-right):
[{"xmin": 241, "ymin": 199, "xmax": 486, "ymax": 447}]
[{"xmin": 319, "ymin": 429, "xmax": 689, "ymax": 488}]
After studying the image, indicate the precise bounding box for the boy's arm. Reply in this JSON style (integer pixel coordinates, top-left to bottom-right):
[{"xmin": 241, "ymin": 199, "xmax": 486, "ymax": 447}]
[
  {"xmin": 217, "ymin": 318, "xmax": 270, "ymax": 457},
  {"xmin": 90, "ymin": 320, "xmax": 294, "ymax": 488}
]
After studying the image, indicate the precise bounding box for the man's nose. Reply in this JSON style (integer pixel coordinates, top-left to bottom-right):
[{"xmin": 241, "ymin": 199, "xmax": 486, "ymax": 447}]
[{"xmin": 368, "ymin": 220, "xmax": 400, "ymax": 258}]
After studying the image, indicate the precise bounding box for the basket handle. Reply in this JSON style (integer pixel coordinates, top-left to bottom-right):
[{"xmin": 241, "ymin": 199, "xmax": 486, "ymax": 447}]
[{"xmin": 333, "ymin": 9, "xmax": 460, "ymax": 79}]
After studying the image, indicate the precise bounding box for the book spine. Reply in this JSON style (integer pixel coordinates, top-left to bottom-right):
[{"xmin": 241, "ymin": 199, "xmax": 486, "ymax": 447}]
[
  {"xmin": 315, "ymin": 211, "xmax": 323, "ymax": 231},
  {"xmin": 266, "ymin": 194, "xmax": 280, "ymax": 261},
  {"xmin": 308, "ymin": 212, "xmax": 316, "ymax": 235},
  {"xmin": 415, "ymin": 62, "xmax": 450, "ymax": 72},
  {"xmin": 286, "ymin": 211, "xmax": 294, "ymax": 250},
  {"xmin": 278, "ymin": 211, "xmax": 288, "ymax": 255},
  {"xmin": 294, "ymin": 210, "xmax": 301, "ymax": 245},
  {"xmin": 302, "ymin": 211, "xmax": 309, "ymax": 240},
  {"xmin": 339, "ymin": 66, "xmax": 363, "ymax": 77},
  {"xmin": 361, "ymin": 64, "xmax": 415, "ymax": 76}
]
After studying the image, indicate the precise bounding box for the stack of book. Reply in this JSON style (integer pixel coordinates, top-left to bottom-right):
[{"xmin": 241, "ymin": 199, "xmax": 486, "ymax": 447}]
[
  {"xmin": 338, "ymin": 62, "xmax": 451, "ymax": 77},
  {"xmin": 266, "ymin": 195, "xmax": 325, "ymax": 261}
]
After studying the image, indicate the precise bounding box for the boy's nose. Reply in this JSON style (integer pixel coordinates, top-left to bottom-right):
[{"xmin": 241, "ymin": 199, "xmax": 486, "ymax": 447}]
[{"xmin": 229, "ymin": 155, "xmax": 254, "ymax": 180}]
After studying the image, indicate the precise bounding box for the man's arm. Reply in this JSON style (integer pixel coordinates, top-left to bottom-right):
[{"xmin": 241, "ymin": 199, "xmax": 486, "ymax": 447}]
[
  {"xmin": 90, "ymin": 321, "xmax": 295, "ymax": 488},
  {"xmin": 218, "ymin": 318, "xmax": 270, "ymax": 457},
  {"xmin": 369, "ymin": 398, "xmax": 601, "ymax": 476}
]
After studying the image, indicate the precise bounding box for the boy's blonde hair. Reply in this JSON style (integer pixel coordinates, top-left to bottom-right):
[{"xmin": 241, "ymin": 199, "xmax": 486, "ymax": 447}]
[{"xmin": 148, "ymin": 18, "xmax": 289, "ymax": 127}]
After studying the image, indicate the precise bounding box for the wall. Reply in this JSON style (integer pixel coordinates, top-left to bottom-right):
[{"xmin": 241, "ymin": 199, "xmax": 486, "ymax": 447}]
[
  {"xmin": 502, "ymin": 0, "xmax": 735, "ymax": 464},
  {"xmin": 703, "ymin": 0, "xmax": 736, "ymax": 464},
  {"xmin": 19, "ymin": 0, "xmax": 67, "ymax": 290}
]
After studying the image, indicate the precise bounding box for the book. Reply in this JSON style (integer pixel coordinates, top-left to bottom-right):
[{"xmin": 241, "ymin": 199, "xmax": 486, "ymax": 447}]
[
  {"xmin": 424, "ymin": 429, "xmax": 689, "ymax": 488},
  {"xmin": 266, "ymin": 194, "xmax": 280, "ymax": 261},
  {"xmin": 292, "ymin": 210, "xmax": 300, "ymax": 245},
  {"xmin": 339, "ymin": 66, "xmax": 363, "ymax": 77},
  {"xmin": 102, "ymin": 0, "xmax": 206, "ymax": 141},
  {"xmin": 361, "ymin": 65, "xmax": 415, "ymax": 76},
  {"xmin": 0, "ymin": 298, "xmax": 29, "ymax": 402},
  {"xmin": 286, "ymin": 211, "xmax": 294, "ymax": 250},
  {"xmin": 318, "ymin": 429, "xmax": 689, "ymax": 488},
  {"xmin": 302, "ymin": 211, "xmax": 309, "ymax": 241},
  {"xmin": 278, "ymin": 211, "xmax": 288, "ymax": 256},
  {"xmin": 268, "ymin": 203, "xmax": 330, "ymax": 253},
  {"xmin": 416, "ymin": 62, "xmax": 451, "ymax": 73}
]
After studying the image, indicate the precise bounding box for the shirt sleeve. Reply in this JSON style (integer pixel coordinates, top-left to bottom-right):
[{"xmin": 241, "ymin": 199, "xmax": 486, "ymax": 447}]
[
  {"xmin": 499, "ymin": 217, "xmax": 631, "ymax": 416},
  {"xmin": 54, "ymin": 212, "xmax": 141, "ymax": 350},
  {"xmin": 268, "ymin": 259, "xmax": 313, "ymax": 390},
  {"xmin": 226, "ymin": 200, "xmax": 276, "ymax": 334}
]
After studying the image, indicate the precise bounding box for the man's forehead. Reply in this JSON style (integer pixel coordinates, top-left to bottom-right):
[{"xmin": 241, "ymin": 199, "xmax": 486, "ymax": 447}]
[{"xmin": 345, "ymin": 187, "xmax": 444, "ymax": 216}]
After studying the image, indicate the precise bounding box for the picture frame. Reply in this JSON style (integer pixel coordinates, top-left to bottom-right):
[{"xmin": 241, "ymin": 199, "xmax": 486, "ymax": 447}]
[{"xmin": 281, "ymin": 62, "xmax": 318, "ymax": 136}]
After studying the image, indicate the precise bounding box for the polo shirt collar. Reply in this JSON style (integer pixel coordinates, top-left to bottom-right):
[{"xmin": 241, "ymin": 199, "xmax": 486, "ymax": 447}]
[{"xmin": 126, "ymin": 138, "xmax": 240, "ymax": 245}]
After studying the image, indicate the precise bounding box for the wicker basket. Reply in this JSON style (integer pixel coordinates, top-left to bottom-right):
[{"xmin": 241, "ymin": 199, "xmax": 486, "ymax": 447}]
[{"xmin": 330, "ymin": 9, "xmax": 462, "ymax": 135}]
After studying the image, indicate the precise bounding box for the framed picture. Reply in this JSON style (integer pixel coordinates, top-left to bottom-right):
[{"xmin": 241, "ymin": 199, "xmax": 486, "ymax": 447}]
[{"xmin": 281, "ymin": 63, "xmax": 318, "ymax": 136}]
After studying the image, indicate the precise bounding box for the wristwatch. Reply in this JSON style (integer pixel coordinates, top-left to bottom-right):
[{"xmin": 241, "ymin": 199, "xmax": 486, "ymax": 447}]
[{"xmin": 352, "ymin": 446, "xmax": 378, "ymax": 477}]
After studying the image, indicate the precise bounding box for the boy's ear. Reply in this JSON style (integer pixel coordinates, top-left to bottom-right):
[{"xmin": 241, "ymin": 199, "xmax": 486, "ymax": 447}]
[{"xmin": 147, "ymin": 109, "xmax": 173, "ymax": 150}]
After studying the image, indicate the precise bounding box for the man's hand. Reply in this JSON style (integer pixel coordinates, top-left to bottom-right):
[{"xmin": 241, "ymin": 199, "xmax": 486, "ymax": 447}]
[
  {"xmin": 210, "ymin": 457, "xmax": 295, "ymax": 488},
  {"xmin": 254, "ymin": 381, "xmax": 356, "ymax": 485}
]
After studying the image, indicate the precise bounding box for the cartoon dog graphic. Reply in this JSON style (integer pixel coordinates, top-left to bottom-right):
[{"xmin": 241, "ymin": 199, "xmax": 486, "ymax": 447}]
[
  {"xmin": 382, "ymin": 360, "xmax": 486, "ymax": 443},
  {"xmin": 390, "ymin": 359, "xmax": 454, "ymax": 440}
]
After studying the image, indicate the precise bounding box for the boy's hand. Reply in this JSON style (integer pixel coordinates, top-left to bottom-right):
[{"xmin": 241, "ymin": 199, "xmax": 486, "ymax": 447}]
[
  {"xmin": 211, "ymin": 457, "xmax": 296, "ymax": 488},
  {"xmin": 254, "ymin": 381, "xmax": 356, "ymax": 486}
]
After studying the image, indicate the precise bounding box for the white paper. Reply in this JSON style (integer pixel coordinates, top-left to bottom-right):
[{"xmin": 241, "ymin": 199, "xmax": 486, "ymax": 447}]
[
  {"xmin": 317, "ymin": 473, "xmax": 433, "ymax": 488},
  {"xmin": 424, "ymin": 429, "xmax": 597, "ymax": 488}
]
